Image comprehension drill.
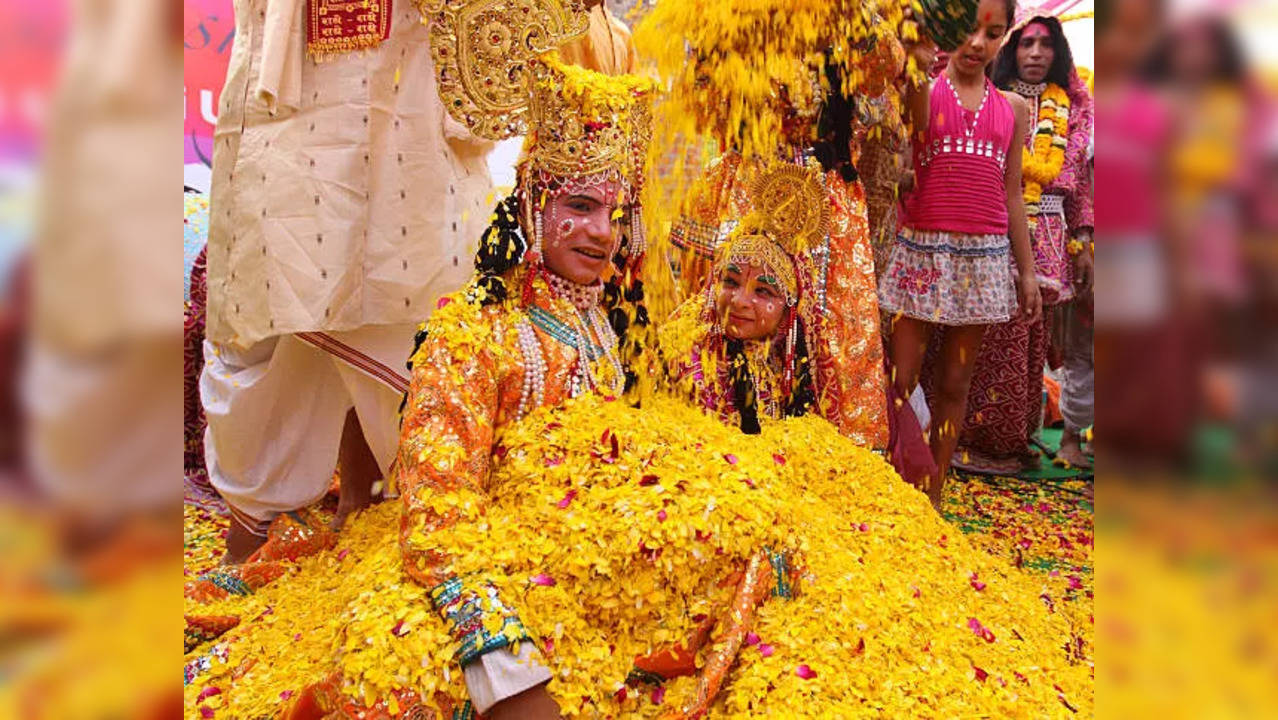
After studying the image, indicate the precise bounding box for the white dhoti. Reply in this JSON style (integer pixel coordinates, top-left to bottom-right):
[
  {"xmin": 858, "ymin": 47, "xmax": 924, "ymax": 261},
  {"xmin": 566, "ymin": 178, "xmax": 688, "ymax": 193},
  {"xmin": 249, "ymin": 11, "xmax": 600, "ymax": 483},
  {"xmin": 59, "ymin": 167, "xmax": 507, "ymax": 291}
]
[{"xmin": 201, "ymin": 323, "xmax": 414, "ymax": 535}]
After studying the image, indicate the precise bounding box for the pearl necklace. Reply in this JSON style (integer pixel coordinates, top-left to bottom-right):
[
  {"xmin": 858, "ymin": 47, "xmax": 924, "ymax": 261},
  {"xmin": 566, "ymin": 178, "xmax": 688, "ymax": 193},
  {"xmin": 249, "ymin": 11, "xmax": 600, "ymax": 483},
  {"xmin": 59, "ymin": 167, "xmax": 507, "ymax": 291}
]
[
  {"xmin": 943, "ymin": 74, "xmax": 989, "ymax": 139},
  {"xmin": 545, "ymin": 271, "xmax": 604, "ymax": 311},
  {"xmin": 513, "ymin": 276, "xmax": 624, "ymax": 421}
]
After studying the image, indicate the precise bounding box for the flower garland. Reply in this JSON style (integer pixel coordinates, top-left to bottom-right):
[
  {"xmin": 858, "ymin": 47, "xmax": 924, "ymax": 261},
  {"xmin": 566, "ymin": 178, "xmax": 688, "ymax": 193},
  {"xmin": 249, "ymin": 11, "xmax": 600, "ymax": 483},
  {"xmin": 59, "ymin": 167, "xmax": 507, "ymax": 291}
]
[{"xmin": 1022, "ymin": 83, "xmax": 1070, "ymax": 218}]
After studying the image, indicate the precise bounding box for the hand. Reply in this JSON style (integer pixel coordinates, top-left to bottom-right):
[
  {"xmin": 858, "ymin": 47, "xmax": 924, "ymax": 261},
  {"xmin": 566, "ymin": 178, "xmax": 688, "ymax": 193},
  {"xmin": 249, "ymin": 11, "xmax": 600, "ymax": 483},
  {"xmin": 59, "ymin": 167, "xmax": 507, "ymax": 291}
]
[
  {"xmin": 1016, "ymin": 271, "xmax": 1042, "ymax": 325},
  {"xmin": 488, "ymin": 684, "xmax": 562, "ymax": 720},
  {"xmin": 900, "ymin": 8, "xmax": 938, "ymax": 75},
  {"xmin": 1071, "ymin": 235, "xmax": 1093, "ymax": 297}
]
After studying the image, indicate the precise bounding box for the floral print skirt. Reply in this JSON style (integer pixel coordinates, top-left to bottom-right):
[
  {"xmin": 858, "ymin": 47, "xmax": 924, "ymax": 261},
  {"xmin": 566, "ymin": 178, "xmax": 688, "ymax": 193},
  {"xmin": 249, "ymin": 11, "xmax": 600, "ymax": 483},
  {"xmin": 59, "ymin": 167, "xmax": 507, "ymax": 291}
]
[{"xmin": 877, "ymin": 228, "xmax": 1017, "ymax": 326}]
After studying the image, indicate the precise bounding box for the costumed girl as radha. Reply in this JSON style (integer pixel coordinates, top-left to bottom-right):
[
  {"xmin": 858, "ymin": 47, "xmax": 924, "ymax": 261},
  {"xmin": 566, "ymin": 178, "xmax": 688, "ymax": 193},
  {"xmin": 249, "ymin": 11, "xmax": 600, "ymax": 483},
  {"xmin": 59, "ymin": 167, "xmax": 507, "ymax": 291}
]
[
  {"xmin": 183, "ymin": 2, "xmax": 1092, "ymax": 718},
  {"xmin": 658, "ymin": 165, "xmax": 831, "ymax": 435},
  {"xmin": 632, "ymin": 0, "xmax": 915, "ymax": 450}
]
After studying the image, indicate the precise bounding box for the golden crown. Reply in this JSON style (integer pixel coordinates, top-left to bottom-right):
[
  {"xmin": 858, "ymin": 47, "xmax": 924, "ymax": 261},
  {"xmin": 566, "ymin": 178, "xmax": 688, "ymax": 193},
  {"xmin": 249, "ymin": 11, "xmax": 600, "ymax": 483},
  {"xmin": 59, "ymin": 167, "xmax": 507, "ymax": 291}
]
[{"xmin": 523, "ymin": 54, "xmax": 655, "ymax": 190}]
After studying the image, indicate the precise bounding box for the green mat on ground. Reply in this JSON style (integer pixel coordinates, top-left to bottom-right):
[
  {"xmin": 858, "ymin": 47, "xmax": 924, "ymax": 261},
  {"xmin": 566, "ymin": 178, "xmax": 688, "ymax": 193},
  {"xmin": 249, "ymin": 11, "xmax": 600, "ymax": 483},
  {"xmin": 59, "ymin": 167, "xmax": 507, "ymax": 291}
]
[
  {"xmin": 1023, "ymin": 427, "xmax": 1093, "ymax": 480},
  {"xmin": 954, "ymin": 427, "xmax": 1093, "ymax": 481}
]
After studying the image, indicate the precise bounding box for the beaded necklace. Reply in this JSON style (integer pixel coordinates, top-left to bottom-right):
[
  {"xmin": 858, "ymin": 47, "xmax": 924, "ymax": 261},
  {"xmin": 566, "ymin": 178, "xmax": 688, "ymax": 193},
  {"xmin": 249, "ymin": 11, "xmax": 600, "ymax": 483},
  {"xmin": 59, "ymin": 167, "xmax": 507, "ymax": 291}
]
[
  {"xmin": 513, "ymin": 272, "xmax": 625, "ymax": 421},
  {"xmin": 942, "ymin": 74, "xmax": 989, "ymax": 138}
]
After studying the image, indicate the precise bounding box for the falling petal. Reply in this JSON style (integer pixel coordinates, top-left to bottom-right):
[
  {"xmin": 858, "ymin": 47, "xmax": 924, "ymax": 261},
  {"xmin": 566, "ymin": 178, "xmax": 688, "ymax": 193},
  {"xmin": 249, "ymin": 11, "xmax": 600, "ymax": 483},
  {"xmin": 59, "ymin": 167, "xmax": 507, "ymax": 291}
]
[
  {"xmin": 556, "ymin": 489, "xmax": 577, "ymax": 509},
  {"xmin": 795, "ymin": 664, "xmax": 817, "ymax": 679},
  {"xmin": 531, "ymin": 573, "xmax": 556, "ymax": 587},
  {"xmin": 745, "ymin": 632, "xmax": 760, "ymax": 646}
]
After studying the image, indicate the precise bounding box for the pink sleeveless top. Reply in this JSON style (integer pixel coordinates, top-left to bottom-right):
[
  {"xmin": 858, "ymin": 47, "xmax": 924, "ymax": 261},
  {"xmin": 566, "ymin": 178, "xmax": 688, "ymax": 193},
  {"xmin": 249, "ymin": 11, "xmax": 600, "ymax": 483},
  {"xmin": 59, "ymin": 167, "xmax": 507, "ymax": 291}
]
[{"xmin": 904, "ymin": 77, "xmax": 1015, "ymax": 235}]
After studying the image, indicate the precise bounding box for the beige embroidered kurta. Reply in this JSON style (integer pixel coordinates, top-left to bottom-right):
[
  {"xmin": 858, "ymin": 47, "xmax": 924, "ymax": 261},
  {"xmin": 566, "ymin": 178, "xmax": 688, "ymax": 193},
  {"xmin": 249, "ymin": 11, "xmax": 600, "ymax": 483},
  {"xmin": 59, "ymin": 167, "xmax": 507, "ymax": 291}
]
[{"xmin": 207, "ymin": 0, "xmax": 495, "ymax": 349}]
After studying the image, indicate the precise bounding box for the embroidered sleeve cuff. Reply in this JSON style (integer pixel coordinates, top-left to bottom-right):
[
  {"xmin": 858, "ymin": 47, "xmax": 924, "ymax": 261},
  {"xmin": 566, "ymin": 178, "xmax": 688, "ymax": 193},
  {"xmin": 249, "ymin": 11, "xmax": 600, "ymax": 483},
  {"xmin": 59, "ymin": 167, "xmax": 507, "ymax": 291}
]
[
  {"xmin": 431, "ymin": 577, "xmax": 533, "ymax": 667},
  {"xmin": 463, "ymin": 643, "xmax": 553, "ymax": 715}
]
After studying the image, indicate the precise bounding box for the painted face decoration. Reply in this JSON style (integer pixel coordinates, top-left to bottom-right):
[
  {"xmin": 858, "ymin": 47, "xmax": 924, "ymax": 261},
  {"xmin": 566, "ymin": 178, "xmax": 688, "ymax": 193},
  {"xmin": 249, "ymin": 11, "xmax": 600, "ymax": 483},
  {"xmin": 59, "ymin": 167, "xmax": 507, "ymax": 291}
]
[
  {"xmin": 540, "ymin": 180, "xmax": 623, "ymax": 285},
  {"xmin": 715, "ymin": 262, "xmax": 789, "ymax": 342}
]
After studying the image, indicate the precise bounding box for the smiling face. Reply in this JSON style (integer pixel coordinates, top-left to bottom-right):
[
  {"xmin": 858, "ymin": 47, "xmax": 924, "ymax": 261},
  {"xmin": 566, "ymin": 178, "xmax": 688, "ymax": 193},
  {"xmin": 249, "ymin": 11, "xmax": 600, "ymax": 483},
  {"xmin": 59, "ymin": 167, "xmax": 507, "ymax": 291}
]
[
  {"xmin": 540, "ymin": 182, "xmax": 622, "ymax": 285},
  {"xmin": 715, "ymin": 262, "xmax": 788, "ymax": 342},
  {"xmin": 951, "ymin": 0, "xmax": 1011, "ymax": 79},
  {"xmin": 1016, "ymin": 22, "xmax": 1056, "ymax": 84}
]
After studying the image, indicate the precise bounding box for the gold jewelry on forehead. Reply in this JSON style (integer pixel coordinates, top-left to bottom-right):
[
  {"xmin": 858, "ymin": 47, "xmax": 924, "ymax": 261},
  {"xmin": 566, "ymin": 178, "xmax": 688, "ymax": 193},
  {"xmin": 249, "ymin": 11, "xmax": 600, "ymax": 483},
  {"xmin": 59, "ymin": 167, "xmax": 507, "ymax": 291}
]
[
  {"xmin": 422, "ymin": 0, "xmax": 654, "ymax": 195},
  {"xmin": 720, "ymin": 230, "xmax": 798, "ymax": 306}
]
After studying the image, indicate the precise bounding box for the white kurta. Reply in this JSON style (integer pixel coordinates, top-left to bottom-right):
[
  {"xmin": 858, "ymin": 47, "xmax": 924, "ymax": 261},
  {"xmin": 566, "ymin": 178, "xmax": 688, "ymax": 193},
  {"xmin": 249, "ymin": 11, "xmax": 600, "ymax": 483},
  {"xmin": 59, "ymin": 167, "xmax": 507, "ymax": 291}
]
[{"xmin": 207, "ymin": 0, "xmax": 494, "ymax": 349}]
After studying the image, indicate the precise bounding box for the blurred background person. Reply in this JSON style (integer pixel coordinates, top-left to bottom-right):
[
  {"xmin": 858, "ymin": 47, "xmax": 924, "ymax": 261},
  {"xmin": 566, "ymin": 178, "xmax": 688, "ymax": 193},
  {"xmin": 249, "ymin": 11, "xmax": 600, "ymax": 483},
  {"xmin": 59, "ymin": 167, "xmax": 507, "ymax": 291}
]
[{"xmin": 1093, "ymin": 0, "xmax": 1194, "ymax": 467}]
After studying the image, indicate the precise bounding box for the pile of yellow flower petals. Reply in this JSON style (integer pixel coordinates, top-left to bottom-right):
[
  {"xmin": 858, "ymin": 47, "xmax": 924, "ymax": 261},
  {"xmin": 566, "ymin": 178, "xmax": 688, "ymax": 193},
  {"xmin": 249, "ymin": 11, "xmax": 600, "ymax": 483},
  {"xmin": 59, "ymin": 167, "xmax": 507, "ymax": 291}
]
[{"xmin": 185, "ymin": 394, "xmax": 1090, "ymax": 718}]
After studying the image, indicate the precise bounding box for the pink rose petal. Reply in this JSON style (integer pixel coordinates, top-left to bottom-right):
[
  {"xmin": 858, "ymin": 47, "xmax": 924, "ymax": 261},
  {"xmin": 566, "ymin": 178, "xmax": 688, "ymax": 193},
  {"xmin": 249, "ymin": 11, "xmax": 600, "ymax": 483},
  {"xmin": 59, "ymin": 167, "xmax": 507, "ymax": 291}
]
[
  {"xmin": 967, "ymin": 617, "xmax": 996, "ymax": 643},
  {"xmin": 723, "ymin": 453, "xmax": 738, "ymax": 465},
  {"xmin": 772, "ymin": 453, "xmax": 786, "ymax": 465},
  {"xmin": 858, "ymin": 523, "xmax": 869, "ymax": 532},
  {"xmin": 973, "ymin": 665, "xmax": 989, "ymax": 682},
  {"xmin": 745, "ymin": 632, "xmax": 760, "ymax": 646},
  {"xmin": 795, "ymin": 664, "xmax": 817, "ymax": 679},
  {"xmin": 656, "ymin": 509, "xmax": 667, "ymax": 522},
  {"xmin": 280, "ymin": 691, "xmax": 294, "ymax": 701},
  {"xmin": 531, "ymin": 573, "xmax": 556, "ymax": 587},
  {"xmin": 759, "ymin": 643, "xmax": 775, "ymax": 657},
  {"xmin": 196, "ymin": 687, "xmax": 221, "ymax": 703},
  {"xmin": 337, "ymin": 549, "xmax": 350, "ymax": 561},
  {"xmin": 651, "ymin": 685, "xmax": 666, "ymax": 704},
  {"xmin": 200, "ymin": 707, "xmax": 215, "ymax": 719},
  {"xmin": 556, "ymin": 489, "xmax": 577, "ymax": 509},
  {"xmin": 970, "ymin": 573, "xmax": 986, "ymax": 591}
]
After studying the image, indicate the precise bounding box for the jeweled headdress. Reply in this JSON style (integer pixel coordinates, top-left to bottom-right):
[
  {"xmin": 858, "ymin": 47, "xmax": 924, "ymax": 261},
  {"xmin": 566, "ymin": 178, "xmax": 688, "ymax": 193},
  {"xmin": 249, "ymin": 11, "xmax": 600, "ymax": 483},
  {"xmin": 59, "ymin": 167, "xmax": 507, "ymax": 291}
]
[{"xmin": 719, "ymin": 227, "xmax": 799, "ymax": 306}]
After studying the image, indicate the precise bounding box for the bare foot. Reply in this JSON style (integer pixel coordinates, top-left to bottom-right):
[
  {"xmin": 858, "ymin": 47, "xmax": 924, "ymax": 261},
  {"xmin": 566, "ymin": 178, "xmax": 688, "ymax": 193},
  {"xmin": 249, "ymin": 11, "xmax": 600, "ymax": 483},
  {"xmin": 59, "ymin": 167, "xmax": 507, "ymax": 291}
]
[
  {"xmin": 331, "ymin": 409, "xmax": 380, "ymax": 532},
  {"xmin": 1057, "ymin": 429, "xmax": 1093, "ymax": 469},
  {"xmin": 222, "ymin": 519, "xmax": 268, "ymax": 565}
]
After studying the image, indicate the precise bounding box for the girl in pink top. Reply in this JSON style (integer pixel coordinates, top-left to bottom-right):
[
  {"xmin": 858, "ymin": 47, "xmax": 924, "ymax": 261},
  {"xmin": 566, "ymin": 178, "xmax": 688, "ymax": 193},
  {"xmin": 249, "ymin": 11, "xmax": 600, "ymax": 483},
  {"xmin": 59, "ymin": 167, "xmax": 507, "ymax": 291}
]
[{"xmin": 880, "ymin": 0, "xmax": 1041, "ymax": 506}]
